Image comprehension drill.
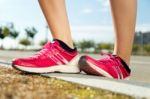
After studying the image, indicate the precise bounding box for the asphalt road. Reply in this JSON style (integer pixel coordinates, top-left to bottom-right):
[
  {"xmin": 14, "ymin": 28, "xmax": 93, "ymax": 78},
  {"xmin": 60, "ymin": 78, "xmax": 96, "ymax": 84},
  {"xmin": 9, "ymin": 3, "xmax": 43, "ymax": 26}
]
[{"xmin": 0, "ymin": 50, "xmax": 150, "ymax": 84}]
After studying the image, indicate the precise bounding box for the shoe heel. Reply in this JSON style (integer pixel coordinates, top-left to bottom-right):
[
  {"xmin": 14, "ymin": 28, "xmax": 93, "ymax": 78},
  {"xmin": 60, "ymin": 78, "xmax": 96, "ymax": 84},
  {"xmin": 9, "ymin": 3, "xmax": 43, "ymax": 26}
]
[{"xmin": 78, "ymin": 56, "xmax": 102, "ymax": 76}]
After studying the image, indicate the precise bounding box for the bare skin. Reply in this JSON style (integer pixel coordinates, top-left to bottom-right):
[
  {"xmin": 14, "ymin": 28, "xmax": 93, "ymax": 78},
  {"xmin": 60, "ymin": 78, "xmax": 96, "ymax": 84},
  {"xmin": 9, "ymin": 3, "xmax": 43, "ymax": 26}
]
[
  {"xmin": 38, "ymin": 0, "xmax": 137, "ymax": 65},
  {"xmin": 38, "ymin": 0, "xmax": 74, "ymax": 48},
  {"xmin": 110, "ymin": 0, "xmax": 137, "ymax": 65}
]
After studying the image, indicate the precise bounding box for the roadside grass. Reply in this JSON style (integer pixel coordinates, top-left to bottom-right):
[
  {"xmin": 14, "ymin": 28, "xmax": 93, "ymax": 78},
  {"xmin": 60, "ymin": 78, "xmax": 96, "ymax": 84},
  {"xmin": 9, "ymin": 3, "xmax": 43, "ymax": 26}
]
[{"xmin": 0, "ymin": 66, "xmax": 134, "ymax": 99}]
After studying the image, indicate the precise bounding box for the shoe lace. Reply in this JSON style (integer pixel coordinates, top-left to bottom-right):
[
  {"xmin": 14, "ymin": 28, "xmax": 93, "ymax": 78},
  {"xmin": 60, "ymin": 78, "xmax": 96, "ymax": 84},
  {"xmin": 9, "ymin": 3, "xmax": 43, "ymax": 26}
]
[
  {"xmin": 99, "ymin": 53, "xmax": 120, "ymax": 66},
  {"xmin": 33, "ymin": 42, "xmax": 59, "ymax": 59}
]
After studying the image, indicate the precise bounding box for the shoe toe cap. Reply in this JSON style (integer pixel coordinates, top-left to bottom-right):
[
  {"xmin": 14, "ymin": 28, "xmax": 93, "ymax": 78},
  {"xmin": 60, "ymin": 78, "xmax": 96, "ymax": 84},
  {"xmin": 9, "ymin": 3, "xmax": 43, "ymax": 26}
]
[
  {"xmin": 12, "ymin": 58, "xmax": 23, "ymax": 65},
  {"xmin": 12, "ymin": 58, "xmax": 31, "ymax": 67}
]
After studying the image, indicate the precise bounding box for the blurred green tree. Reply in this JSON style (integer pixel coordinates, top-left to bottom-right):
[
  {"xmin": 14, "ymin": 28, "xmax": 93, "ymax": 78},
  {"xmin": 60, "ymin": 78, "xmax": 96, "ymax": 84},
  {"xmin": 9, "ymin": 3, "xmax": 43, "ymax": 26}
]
[
  {"xmin": 19, "ymin": 39, "xmax": 31, "ymax": 46},
  {"xmin": 25, "ymin": 27, "xmax": 37, "ymax": 39},
  {"xmin": 0, "ymin": 27, "xmax": 4, "ymax": 39},
  {"xmin": 0, "ymin": 23, "xmax": 19, "ymax": 49},
  {"xmin": 96, "ymin": 43, "xmax": 113, "ymax": 52},
  {"xmin": 132, "ymin": 44, "xmax": 140, "ymax": 54},
  {"xmin": 78, "ymin": 40, "xmax": 95, "ymax": 52},
  {"xmin": 144, "ymin": 44, "xmax": 150, "ymax": 54},
  {"xmin": 0, "ymin": 23, "xmax": 19, "ymax": 39}
]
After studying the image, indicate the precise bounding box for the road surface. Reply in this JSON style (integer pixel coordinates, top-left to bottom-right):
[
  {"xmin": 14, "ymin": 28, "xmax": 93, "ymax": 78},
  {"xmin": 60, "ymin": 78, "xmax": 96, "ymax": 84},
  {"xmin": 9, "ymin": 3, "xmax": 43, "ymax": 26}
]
[
  {"xmin": 0, "ymin": 50, "xmax": 150, "ymax": 84},
  {"xmin": 1, "ymin": 50, "xmax": 150, "ymax": 98}
]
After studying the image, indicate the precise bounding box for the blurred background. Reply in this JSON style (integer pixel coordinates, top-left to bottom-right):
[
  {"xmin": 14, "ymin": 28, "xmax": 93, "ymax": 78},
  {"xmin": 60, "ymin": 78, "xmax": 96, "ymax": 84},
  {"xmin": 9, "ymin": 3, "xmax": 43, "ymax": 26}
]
[
  {"xmin": 0, "ymin": 1, "xmax": 150, "ymax": 98},
  {"xmin": 0, "ymin": 0, "xmax": 150, "ymax": 55}
]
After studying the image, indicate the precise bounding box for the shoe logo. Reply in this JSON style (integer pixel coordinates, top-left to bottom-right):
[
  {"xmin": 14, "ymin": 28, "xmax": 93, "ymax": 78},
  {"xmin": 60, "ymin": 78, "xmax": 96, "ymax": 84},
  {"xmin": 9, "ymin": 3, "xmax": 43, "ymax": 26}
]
[
  {"xmin": 47, "ymin": 51, "xmax": 69, "ymax": 65},
  {"xmin": 55, "ymin": 53, "xmax": 69, "ymax": 64},
  {"xmin": 113, "ymin": 66, "xmax": 123, "ymax": 79},
  {"xmin": 48, "ymin": 54, "xmax": 63, "ymax": 65}
]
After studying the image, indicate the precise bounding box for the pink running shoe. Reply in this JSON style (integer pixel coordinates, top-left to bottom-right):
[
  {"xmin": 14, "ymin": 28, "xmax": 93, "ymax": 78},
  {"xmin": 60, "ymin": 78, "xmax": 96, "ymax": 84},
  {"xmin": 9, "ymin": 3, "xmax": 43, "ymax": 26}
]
[
  {"xmin": 78, "ymin": 53, "xmax": 131, "ymax": 79},
  {"xmin": 12, "ymin": 41, "xmax": 80, "ymax": 73}
]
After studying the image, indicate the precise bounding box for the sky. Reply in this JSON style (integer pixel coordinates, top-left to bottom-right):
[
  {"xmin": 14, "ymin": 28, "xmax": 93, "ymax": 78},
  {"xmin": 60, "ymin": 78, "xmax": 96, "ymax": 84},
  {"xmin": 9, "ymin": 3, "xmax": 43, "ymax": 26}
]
[{"xmin": 0, "ymin": 0, "xmax": 150, "ymax": 48}]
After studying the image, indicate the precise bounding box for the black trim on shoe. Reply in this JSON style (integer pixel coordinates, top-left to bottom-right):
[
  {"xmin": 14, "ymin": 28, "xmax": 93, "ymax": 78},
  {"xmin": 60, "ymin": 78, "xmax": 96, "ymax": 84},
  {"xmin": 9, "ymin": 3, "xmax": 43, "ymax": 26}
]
[
  {"xmin": 119, "ymin": 58, "xmax": 131, "ymax": 74},
  {"xmin": 112, "ymin": 55, "xmax": 131, "ymax": 74},
  {"xmin": 53, "ymin": 39, "xmax": 77, "ymax": 52}
]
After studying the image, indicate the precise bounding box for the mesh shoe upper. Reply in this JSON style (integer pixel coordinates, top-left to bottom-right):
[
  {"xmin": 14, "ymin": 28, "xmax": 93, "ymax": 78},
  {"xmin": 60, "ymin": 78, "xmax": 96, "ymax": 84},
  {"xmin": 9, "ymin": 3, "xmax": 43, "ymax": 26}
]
[
  {"xmin": 80, "ymin": 53, "xmax": 131, "ymax": 79},
  {"xmin": 12, "ymin": 41, "xmax": 78, "ymax": 68}
]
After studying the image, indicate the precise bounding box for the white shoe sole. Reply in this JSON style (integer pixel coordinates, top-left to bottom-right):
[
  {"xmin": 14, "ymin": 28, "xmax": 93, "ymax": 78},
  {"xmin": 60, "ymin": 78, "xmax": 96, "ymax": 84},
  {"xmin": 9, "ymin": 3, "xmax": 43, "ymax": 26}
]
[{"xmin": 12, "ymin": 54, "xmax": 81, "ymax": 74}]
